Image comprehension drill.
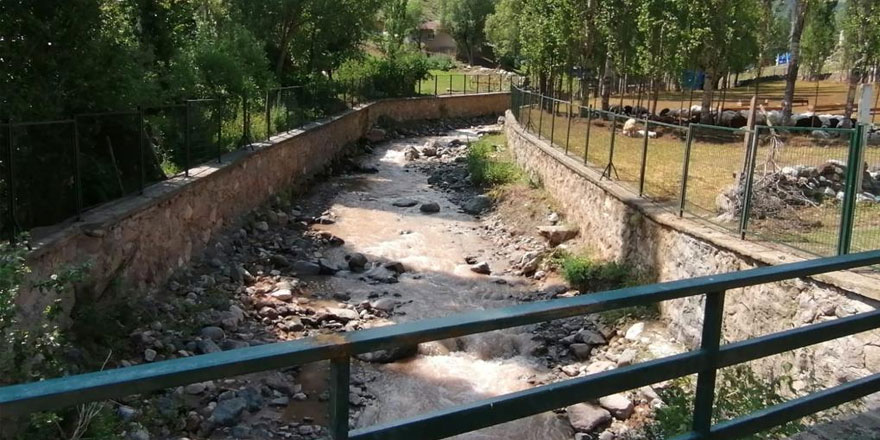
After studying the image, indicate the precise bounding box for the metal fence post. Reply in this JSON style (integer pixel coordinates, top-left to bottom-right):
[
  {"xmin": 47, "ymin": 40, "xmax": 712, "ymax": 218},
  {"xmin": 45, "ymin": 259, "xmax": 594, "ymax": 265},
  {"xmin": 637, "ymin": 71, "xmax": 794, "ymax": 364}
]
[
  {"xmin": 679, "ymin": 124, "xmax": 695, "ymax": 217},
  {"xmin": 184, "ymin": 100, "xmax": 192, "ymax": 177},
  {"xmin": 6, "ymin": 120, "xmax": 15, "ymax": 242},
  {"xmin": 550, "ymin": 100, "xmax": 557, "ymax": 146},
  {"xmin": 216, "ymin": 101, "xmax": 223, "ymax": 164},
  {"xmin": 838, "ymin": 124, "xmax": 866, "ymax": 255},
  {"xmin": 435, "ymin": 74, "xmax": 439, "ymax": 96},
  {"xmin": 449, "ymin": 74, "xmax": 453, "ymax": 95},
  {"xmin": 739, "ymin": 127, "xmax": 761, "ymax": 239},
  {"xmin": 265, "ymin": 89, "xmax": 271, "ymax": 141},
  {"xmin": 584, "ymin": 106, "xmax": 592, "ymax": 164},
  {"xmin": 565, "ymin": 100, "xmax": 572, "ymax": 154},
  {"xmin": 72, "ymin": 119, "xmax": 84, "ymax": 218},
  {"xmin": 137, "ymin": 107, "xmax": 145, "ymax": 194},
  {"xmin": 538, "ymin": 94, "xmax": 545, "ymax": 139},
  {"xmin": 638, "ymin": 116, "xmax": 650, "ymax": 196},
  {"xmin": 692, "ymin": 290, "xmax": 726, "ymax": 437},
  {"xmin": 601, "ymin": 114, "xmax": 618, "ymax": 179},
  {"xmin": 463, "ymin": 74, "xmax": 468, "ymax": 94},
  {"xmin": 329, "ymin": 357, "xmax": 350, "ymax": 440}
]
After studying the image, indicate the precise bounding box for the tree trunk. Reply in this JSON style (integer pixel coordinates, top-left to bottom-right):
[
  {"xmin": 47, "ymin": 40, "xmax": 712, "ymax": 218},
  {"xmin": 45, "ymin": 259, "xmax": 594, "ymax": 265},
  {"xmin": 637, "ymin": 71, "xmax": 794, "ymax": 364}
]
[
  {"xmin": 843, "ymin": 68, "xmax": 861, "ymax": 124},
  {"xmin": 601, "ymin": 55, "xmax": 613, "ymax": 111},
  {"xmin": 700, "ymin": 70, "xmax": 715, "ymax": 124},
  {"xmin": 782, "ymin": 0, "xmax": 808, "ymax": 124}
]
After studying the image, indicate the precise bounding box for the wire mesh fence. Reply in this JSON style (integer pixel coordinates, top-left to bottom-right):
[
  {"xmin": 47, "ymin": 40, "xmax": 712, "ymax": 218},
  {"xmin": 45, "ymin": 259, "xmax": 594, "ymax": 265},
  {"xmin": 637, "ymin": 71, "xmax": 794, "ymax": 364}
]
[
  {"xmin": 0, "ymin": 75, "xmax": 519, "ymax": 241},
  {"xmin": 510, "ymin": 85, "xmax": 879, "ymax": 259}
]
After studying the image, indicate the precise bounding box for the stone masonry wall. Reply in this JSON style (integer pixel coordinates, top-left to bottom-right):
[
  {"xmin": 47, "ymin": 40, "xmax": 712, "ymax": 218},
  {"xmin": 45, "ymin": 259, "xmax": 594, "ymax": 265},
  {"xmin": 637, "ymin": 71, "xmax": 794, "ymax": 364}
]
[
  {"xmin": 19, "ymin": 93, "xmax": 509, "ymax": 320},
  {"xmin": 504, "ymin": 110, "xmax": 880, "ymax": 401}
]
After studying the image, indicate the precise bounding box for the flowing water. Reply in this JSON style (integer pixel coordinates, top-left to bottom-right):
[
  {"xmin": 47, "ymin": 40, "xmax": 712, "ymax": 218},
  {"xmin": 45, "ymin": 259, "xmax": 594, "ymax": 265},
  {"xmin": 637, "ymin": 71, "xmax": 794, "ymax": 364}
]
[{"xmin": 307, "ymin": 126, "xmax": 574, "ymax": 439}]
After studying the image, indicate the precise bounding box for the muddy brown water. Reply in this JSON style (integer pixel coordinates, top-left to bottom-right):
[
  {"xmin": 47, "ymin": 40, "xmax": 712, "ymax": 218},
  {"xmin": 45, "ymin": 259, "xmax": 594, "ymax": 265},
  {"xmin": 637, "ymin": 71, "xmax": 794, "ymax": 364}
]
[{"xmin": 293, "ymin": 126, "xmax": 573, "ymax": 439}]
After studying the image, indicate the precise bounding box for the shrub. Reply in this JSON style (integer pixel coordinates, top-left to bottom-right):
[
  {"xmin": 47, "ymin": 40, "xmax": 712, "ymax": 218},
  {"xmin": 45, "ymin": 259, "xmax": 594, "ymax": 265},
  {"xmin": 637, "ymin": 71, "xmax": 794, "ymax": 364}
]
[
  {"xmin": 424, "ymin": 54, "xmax": 456, "ymax": 71},
  {"xmin": 559, "ymin": 254, "xmax": 637, "ymax": 292},
  {"xmin": 467, "ymin": 137, "xmax": 522, "ymax": 186},
  {"xmin": 336, "ymin": 52, "xmax": 430, "ymax": 99},
  {"xmin": 643, "ymin": 365, "xmax": 808, "ymax": 439}
]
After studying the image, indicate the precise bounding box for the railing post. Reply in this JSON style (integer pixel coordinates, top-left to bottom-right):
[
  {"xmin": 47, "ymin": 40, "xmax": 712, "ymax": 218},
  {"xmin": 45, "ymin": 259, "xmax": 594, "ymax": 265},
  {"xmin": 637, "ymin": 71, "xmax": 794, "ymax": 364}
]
[
  {"xmin": 216, "ymin": 100, "xmax": 223, "ymax": 164},
  {"xmin": 838, "ymin": 123, "xmax": 866, "ymax": 255},
  {"xmin": 565, "ymin": 100, "xmax": 572, "ymax": 154},
  {"xmin": 692, "ymin": 290, "xmax": 726, "ymax": 437},
  {"xmin": 538, "ymin": 94, "xmax": 545, "ymax": 139},
  {"xmin": 137, "ymin": 108, "xmax": 145, "ymax": 194},
  {"xmin": 265, "ymin": 89, "xmax": 271, "ymax": 141},
  {"xmin": 584, "ymin": 106, "xmax": 592, "ymax": 164},
  {"xmin": 329, "ymin": 357, "xmax": 350, "ymax": 440},
  {"xmin": 739, "ymin": 127, "xmax": 761, "ymax": 239},
  {"xmin": 72, "ymin": 118, "xmax": 84, "ymax": 218},
  {"xmin": 601, "ymin": 114, "xmax": 618, "ymax": 179},
  {"xmin": 6, "ymin": 119, "xmax": 15, "ymax": 242},
  {"xmin": 638, "ymin": 116, "xmax": 650, "ymax": 196},
  {"xmin": 679, "ymin": 124, "xmax": 695, "ymax": 217},
  {"xmin": 184, "ymin": 100, "xmax": 191, "ymax": 177}
]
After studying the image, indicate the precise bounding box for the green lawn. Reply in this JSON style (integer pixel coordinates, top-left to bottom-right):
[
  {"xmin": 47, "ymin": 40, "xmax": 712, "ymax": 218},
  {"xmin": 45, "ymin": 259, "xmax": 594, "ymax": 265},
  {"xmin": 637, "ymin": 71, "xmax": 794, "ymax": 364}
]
[{"xmin": 417, "ymin": 70, "xmax": 513, "ymax": 95}]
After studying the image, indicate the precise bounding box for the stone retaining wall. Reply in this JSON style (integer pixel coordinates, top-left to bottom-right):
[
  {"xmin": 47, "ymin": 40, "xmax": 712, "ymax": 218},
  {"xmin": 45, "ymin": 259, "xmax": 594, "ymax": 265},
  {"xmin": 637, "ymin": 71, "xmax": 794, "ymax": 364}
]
[
  {"xmin": 18, "ymin": 93, "xmax": 509, "ymax": 319},
  {"xmin": 504, "ymin": 110, "xmax": 880, "ymax": 401}
]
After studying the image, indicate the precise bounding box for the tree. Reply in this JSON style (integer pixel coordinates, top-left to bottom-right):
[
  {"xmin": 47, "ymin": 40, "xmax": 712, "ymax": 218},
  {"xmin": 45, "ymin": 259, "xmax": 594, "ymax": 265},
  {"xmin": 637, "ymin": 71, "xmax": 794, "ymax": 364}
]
[
  {"xmin": 636, "ymin": 0, "xmax": 689, "ymax": 113},
  {"xmin": 800, "ymin": 0, "xmax": 837, "ymax": 81},
  {"xmin": 781, "ymin": 0, "xmax": 809, "ymax": 124},
  {"xmin": 381, "ymin": 0, "xmax": 423, "ymax": 56},
  {"xmin": 682, "ymin": 0, "xmax": 759, "ymax": 123},
  {"xmin": 596, "ymin": 0, "xmax": 641, "ymax": 110},
  {"xmin": 485, "ymin": 0, "xmax": 524, "ymax": 68},
  {"xmin": 839, "ymin": 0, "xmax": 880, "ymax": 122},
  {"xmin": 442, "ymin": 0, "xmax": 496, "ymax": 65},
  {"xmin": 0, "ymin": 0, "xmax": 152, "ymax": 119}
]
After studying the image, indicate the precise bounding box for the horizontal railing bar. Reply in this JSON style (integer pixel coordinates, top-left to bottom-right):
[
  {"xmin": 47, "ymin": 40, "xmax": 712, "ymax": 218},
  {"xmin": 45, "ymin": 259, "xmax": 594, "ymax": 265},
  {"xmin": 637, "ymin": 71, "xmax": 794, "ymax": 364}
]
[
  {"xmin": 719, "ymin": 309, "xmax": 880, "ymax": 368},
  {"xmin": 709, "ymin": 372, "xmax": 880, "ymax": 440},
  {"xmin": 8, "ymin": 119, "xmax": 74, "ymax": 127},
  {"xmin": 689, "ymin": 122, "xmax": 753, "ymax": 133},
  {"xmin": 75, "ymin": 110, "xmax": 140, "ymax": 118},
  {"xmin": 762, "ymin": 125, "xmax": 856, "ymax": 133},
  {"xmin": 350, "ymin": 351, "xmax": 706, "ymax": 440},
  {"xmin": 648, "ymin": 119, "xmax": 689, "ymax": 130},
  {"xmin": 1, "ymin": 250, "xmax": 879, "ymax": 417}
]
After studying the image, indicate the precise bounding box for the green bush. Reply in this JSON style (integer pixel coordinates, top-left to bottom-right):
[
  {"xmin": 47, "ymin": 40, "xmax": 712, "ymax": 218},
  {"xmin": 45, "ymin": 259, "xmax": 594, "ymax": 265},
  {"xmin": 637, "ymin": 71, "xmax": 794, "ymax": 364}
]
[
  {"xmin": 559, "ymin": 254, "xmax": 637, "ymax": 292},
  {"xmin": 424, "ymin": 54, "xmax": 456, "ymax": 71},
  {"xmin": 467, "ymin": 138, "xmax": 522, "ymax": 186},
  {"xmin": 644, "ymin": 365, "xmax": 808, "ymax": 439},
  {"xmin": 336, "ymin": 52, "xmax": 430, "ymax": 99}
]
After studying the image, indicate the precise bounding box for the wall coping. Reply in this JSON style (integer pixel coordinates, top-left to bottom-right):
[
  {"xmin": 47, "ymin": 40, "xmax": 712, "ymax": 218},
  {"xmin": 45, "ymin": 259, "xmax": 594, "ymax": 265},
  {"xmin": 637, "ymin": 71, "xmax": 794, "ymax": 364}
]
[{"xmin": 505, "ymin": 110, "xmax": 880, "ymax": 303}]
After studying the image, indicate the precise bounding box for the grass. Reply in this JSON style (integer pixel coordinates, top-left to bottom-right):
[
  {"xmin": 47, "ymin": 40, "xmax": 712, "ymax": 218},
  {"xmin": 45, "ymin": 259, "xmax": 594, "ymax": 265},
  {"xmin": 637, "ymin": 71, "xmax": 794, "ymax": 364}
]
[
  {"xmin": 517, "ymin": 103, "xmax": 878, "ymax": 257},
  {"xmin": 467, "ymin": 134, "xmax": 524, "ymax": 187},
  {"xmin": 417, "ymin": 70, "xmax": 513, "ymax": 95},
  {"xmin": 549, "ymin": 250, "xmax": 659, "ymax": 324}
]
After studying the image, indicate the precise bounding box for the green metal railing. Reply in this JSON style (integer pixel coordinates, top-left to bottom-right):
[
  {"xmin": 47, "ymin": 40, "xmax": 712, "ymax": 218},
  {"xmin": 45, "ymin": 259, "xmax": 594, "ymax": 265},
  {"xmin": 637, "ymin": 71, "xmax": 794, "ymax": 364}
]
[{"xmin": 2, "ymin": 251, "xmax": 880, "ymax": 439}]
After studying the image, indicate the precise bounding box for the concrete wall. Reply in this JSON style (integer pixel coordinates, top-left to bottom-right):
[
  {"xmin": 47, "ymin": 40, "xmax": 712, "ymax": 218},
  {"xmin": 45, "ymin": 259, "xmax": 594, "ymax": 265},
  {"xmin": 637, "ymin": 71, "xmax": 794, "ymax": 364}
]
[
  {"xmin": 504, "ymin": 110, "xmax": 880, "ymax": 400},
  {"xmin": 19, "ymin": 93, "xmax": 509, "ymax": 319}
]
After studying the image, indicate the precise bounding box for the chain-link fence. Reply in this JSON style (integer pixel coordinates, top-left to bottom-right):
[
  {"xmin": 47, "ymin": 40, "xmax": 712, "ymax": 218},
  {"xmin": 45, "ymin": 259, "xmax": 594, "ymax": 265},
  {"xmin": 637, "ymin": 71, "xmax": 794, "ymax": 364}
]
[{"xmin": 511, "ymin": 85, "xmax": 877, "ymax": 259}]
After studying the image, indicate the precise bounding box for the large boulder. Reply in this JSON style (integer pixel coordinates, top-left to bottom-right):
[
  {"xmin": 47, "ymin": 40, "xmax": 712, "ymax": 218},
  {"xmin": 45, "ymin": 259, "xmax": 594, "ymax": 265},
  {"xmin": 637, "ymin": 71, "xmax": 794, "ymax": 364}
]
[
  {"xmin": 538, "ymin": 225, "xmax": 579, "ymax": 246},
  {"xmin": 365, "ymin": 127, "xmax": 386, "ymax": 143},
  {"xmin": 566, "ymin": 403, "xmax": 611, "ymax": 433},
  {"xmin": 462, "ymin": 195, "xmax": 492, "ymax": 214}
]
